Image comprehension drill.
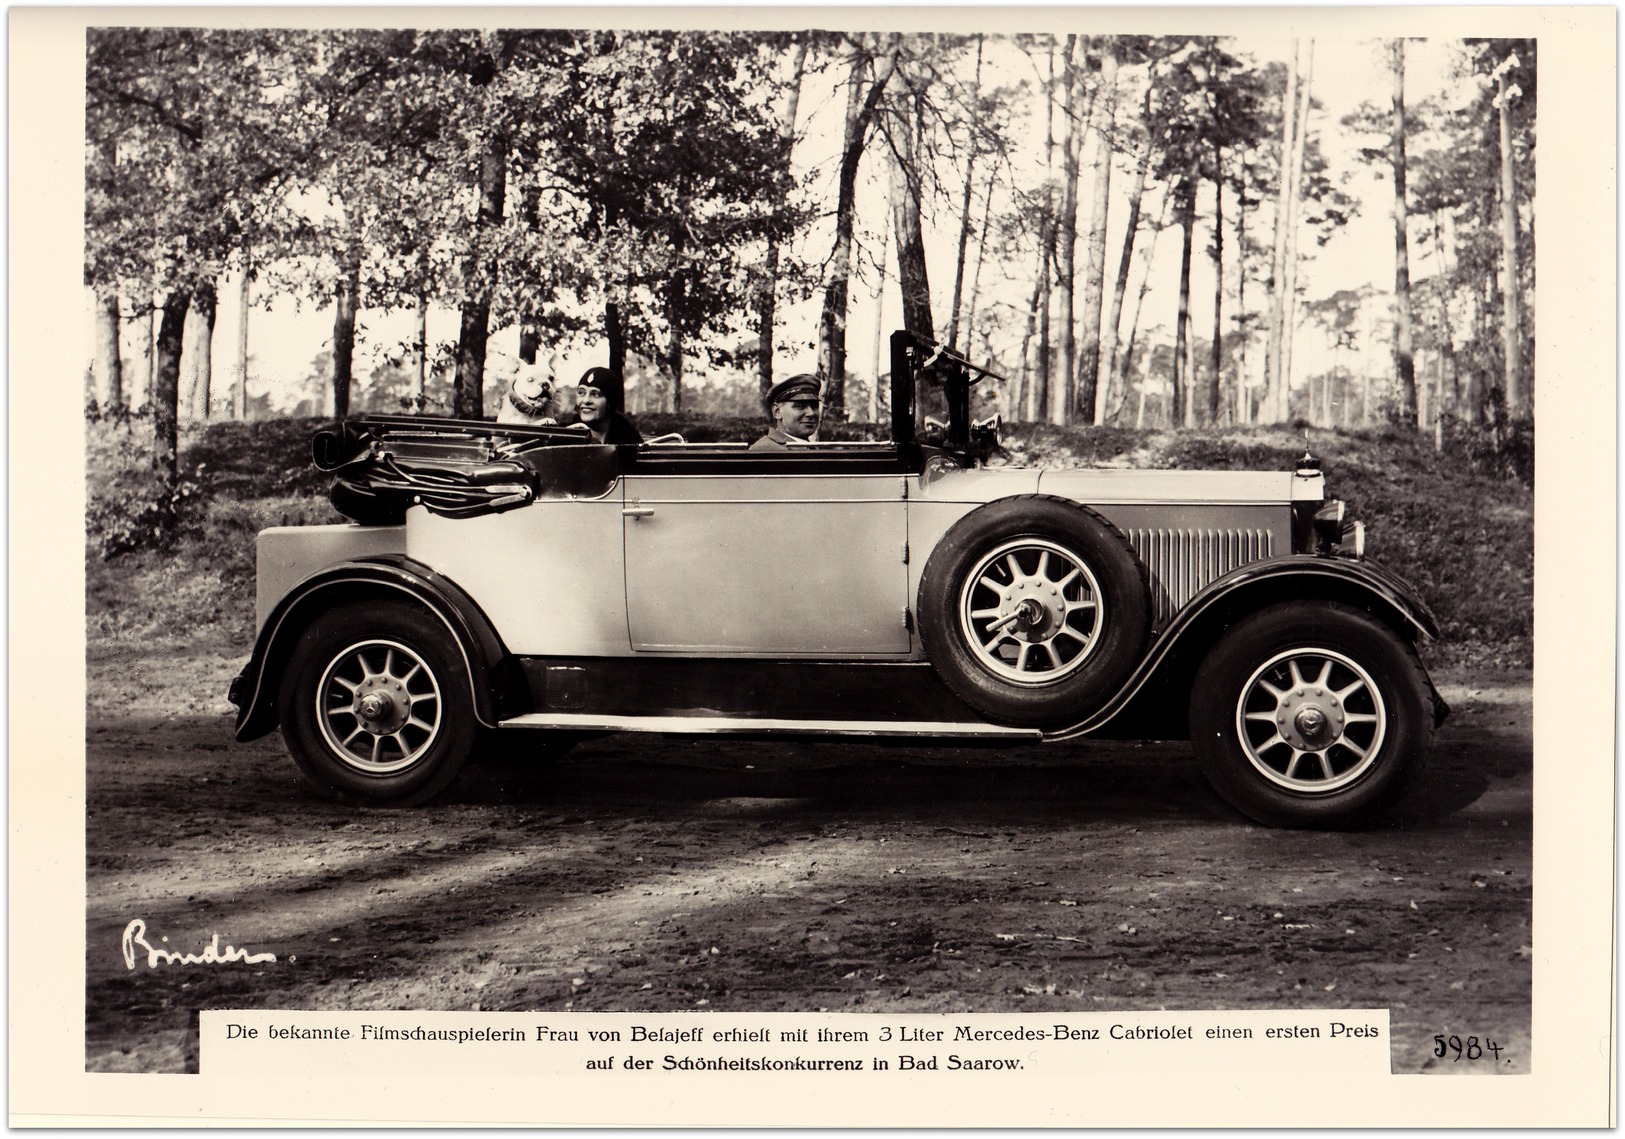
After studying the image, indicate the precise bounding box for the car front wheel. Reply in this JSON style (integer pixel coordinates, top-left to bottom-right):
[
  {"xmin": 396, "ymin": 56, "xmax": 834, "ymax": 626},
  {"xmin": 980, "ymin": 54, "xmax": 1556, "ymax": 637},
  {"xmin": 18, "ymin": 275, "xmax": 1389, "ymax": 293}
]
[
  {"xmin": 277, "ymin": 600, "xmax": 477, "ymax": 804},
  {"xmin": 1189, "ymin": 601, "xmax": 1432, "ymax": 828}
]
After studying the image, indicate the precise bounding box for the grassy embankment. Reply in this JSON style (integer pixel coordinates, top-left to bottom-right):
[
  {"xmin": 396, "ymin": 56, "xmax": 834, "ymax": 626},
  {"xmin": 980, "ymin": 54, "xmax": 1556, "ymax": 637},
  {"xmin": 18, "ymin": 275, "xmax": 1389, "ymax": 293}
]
[{"xmin": 85, "ymin": 414, "xmax": 1532, "ymax": 672}]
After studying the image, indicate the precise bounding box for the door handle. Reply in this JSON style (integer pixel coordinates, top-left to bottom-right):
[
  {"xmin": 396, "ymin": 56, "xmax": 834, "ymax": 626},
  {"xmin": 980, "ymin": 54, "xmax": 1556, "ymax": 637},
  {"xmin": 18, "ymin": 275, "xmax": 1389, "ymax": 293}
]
[{"xmin": 622, "ymin": 506, "xmax": 655, "ymax": 519}]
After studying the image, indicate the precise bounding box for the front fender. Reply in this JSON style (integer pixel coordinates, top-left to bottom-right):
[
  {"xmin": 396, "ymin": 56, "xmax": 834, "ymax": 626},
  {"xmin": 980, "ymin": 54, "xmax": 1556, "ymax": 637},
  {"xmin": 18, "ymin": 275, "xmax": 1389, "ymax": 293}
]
[
  {"xmin": 1050, "ymin": 554, "xmax": 1442, "ymax": 741},
  {"xmin": 228, "ymin": 556, "xmax": 517, "ymax": 742}
]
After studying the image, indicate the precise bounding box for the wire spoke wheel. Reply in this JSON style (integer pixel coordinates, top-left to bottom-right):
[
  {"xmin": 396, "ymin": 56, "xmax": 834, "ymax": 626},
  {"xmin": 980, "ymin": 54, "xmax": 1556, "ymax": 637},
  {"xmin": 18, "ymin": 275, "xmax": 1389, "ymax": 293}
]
[
  {"xmin": 315, "ymin": 637, "xmax": 444, "ymax": 776},
  {"xmin": 959, "ymin": 538, "xmax": 1104, "ymax": 686},
  {"xmin": 278, "ymin": 599, "xmax": 478, "ymax": 805},
  {"xmin": 919, "ymin": 498, "xmax": 1148, "ymax": 727},
  {"xmin": 1235, "ymin": 648, "xmax": 1387, "ymax": 793},
  {"xmin": 1189, "ymin": 601, "xmax": 1432, "ymax": 828}
]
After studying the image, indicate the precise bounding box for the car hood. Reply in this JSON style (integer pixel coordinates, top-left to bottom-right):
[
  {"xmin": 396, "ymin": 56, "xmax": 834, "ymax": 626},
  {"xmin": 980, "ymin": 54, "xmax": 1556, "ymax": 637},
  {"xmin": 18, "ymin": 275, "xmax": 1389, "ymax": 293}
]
[{"xmin": 1037, "ymin": 467, "xmax": 1319, "ymax": 505}]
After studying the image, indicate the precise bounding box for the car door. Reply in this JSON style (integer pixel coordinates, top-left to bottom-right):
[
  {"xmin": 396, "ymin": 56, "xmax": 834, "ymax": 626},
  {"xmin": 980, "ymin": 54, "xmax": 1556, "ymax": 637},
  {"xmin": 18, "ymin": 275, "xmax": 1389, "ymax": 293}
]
[{"xmin": 621, "ymin": 449, "xmax": 911, "ymax": 656}]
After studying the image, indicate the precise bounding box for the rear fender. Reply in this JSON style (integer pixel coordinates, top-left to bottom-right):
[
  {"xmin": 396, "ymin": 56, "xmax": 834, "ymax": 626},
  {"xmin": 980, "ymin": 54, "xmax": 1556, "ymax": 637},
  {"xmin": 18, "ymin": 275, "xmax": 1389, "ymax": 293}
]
[
  {"xmin": 1050, "ymin": 555, "xmax": 1443, "ymax": 741},
  {"xmin": 229, "ymin": 556, "xmax": 518, "ymax": 742}
]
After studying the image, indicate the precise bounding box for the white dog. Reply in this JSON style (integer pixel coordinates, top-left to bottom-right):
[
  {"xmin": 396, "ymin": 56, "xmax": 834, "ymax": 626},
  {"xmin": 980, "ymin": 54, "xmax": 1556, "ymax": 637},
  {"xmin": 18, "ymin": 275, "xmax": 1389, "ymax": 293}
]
[{"xmin": 497, "ymin": 352, "xmax": 565, "ymax": 426}]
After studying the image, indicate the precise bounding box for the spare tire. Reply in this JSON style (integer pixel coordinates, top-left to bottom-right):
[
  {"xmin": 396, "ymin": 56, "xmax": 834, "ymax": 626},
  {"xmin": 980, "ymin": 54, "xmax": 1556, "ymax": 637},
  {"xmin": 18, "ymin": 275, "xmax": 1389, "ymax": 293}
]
[{"xmin": 917, "ymin": 497, "xmax": 1149, "ymax": 727}]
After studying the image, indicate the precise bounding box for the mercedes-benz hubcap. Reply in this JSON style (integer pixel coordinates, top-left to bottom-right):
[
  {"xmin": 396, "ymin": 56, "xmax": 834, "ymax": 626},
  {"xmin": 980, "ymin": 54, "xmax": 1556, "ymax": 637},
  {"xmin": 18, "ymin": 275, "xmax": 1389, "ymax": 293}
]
[
  {"xmin": 316, "ymin": 639, "xmax": 443, "ymax": 775},
  {"xmin": 1235, "ymin": 648, "xmax": 1387, "ymax": 793}
]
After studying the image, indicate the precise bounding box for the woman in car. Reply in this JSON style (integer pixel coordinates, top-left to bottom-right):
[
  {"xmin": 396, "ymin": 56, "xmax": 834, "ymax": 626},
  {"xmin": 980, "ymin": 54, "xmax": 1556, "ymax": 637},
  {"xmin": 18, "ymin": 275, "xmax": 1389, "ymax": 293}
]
[{"xmin": 575, "ymin": 366, "xmax": 643, "ymax": 445}]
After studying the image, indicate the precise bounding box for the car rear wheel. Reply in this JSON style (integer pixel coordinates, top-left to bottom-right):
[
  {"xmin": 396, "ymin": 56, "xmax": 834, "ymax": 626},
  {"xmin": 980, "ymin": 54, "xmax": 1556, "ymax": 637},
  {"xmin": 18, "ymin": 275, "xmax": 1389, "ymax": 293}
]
[
  {"xmin": 1189, "ymin": 601, "xmax": 1432, "ymax": 828},
  {"xmin": 917, "ymin": 497, "xmax": 1149, "ymax": 727},
  {"xmin": 277, "ymin": 600, "xmax": 477, "ymax": 804}
]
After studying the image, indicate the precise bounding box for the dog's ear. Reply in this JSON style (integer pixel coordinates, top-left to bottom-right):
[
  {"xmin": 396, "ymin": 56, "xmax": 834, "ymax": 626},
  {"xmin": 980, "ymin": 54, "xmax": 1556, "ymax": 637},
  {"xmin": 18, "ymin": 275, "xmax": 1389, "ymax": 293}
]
[{"xmin": 544, "ymin": 350, "xmax": 563, "ymax": 381}]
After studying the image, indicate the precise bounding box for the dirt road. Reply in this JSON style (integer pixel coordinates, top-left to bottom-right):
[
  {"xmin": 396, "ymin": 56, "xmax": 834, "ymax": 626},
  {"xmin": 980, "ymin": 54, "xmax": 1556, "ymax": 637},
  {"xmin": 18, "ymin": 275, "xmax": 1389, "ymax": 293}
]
[{"xmin": 85, "ymin": 647, "xmax": 1531, "ymax": 1076}]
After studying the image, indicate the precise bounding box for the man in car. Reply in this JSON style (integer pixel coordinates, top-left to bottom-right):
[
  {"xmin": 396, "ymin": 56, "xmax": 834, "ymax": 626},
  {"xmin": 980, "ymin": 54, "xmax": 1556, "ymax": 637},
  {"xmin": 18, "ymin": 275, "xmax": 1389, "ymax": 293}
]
[{"xmin": 749, "ymin": 373, "xmax": 822, "ymax": 450}]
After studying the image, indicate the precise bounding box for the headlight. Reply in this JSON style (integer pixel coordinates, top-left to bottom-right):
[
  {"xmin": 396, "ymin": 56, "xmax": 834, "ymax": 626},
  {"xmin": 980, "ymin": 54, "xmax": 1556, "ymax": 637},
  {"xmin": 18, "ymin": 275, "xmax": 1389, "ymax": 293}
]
[
  {"xmin": 1312, "ymin": 500, "xmax": 1364, "ymax": 558},
  {"xmin": 1313, "ymin": 500, "xmax": 1346, "ymax": 547}
]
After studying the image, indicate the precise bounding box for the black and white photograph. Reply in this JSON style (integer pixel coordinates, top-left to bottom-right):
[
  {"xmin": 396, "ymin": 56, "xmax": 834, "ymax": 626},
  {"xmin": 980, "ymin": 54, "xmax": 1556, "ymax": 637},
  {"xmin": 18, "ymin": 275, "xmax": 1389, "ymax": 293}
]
[{"xmin": 10, "ymin": 4, "xmax": 1613, "ymax": 1127}]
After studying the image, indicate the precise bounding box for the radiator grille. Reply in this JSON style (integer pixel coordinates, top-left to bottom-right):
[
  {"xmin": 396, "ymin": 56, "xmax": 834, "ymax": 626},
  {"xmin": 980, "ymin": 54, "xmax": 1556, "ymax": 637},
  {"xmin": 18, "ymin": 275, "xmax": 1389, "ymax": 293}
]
[{"xmin": 1127, "ymin": 528, "xmax": 1274, "ymax": 629}]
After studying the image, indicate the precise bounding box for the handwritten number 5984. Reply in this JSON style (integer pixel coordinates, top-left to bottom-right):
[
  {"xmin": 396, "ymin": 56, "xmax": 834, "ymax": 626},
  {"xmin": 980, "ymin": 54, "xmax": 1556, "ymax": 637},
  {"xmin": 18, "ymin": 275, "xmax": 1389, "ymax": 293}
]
[{"xmin": 1433, "ymin": 1034, "xmax": 1503, "ymax": 1062}]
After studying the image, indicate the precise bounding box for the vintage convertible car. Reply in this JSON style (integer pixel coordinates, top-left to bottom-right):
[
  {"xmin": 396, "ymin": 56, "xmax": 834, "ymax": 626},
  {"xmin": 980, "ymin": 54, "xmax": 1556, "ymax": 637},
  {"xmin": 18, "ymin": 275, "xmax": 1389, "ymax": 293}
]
[{"xmin": 229, "ymin": 332, "xmax": 1447, "ymax": 827}]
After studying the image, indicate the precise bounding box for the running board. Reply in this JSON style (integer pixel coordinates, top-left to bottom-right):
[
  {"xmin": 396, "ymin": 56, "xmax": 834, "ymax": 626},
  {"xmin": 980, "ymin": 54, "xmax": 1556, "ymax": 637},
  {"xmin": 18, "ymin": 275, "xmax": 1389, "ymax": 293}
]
[{"xmin": 498, "ymin": 712, "xmax": 1042, "ymax": 741}]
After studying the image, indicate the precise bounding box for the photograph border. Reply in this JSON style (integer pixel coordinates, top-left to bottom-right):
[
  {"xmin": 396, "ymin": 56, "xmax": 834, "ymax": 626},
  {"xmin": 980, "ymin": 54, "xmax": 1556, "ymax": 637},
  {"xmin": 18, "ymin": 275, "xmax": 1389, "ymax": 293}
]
[{"xmin": 13, "ymin": 4, "xmax": 1615, "ymax": 1127}]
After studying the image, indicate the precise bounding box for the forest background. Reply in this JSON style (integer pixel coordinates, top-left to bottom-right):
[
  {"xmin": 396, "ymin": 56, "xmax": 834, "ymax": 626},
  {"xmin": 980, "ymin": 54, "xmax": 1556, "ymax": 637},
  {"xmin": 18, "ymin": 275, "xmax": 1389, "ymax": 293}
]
[
  {"xmin": 76, "ymin": 16, "xmax": 1541, "ymax": 678},
  {"xmin": 84, "ymin": 23, "xmax": 1534, "ymax": 488}
]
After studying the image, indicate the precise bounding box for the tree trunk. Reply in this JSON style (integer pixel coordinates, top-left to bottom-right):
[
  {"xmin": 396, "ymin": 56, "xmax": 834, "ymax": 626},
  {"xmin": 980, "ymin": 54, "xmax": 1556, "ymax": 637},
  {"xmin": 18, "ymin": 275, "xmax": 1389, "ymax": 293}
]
[
  {"xmin": 332, "ymin": 255, "xmax": 360, "ymax": 421},
  {"xmin": 1496, "ymin": 63, "xmax": 1523, "ymax": 419},
  {"xmin": 137, "ymin": 289, "xmax": 155, "ymax": 413},
  {"xmin": 1024, "ymin": 39, "xmax": 1063, "ymax": 423},
  {"xmin": 1323, "ymin": 350, "xmax": 1332, "ymax": 423},
  {"xmin": 890, "ymin": 105, "xmax": 934, "ymax": 344},
  {"xmin": 1277, "ymin": 43, "xmax": 1314, "ymax": 421},
  {"xmin": 1014, "ymin": 206, "xmax": 1050, "ymax": 423},
  {"xmin": 1077, "ymin": 37, "xmax": 1118, "ymax": 426},
  {"xmin": 1052, "ymin": 34, "xmax": 1084, "ymax": 426},
  {"xmin": 181, "ymin": 309, "xmax": 202, "ymax": 422},
  {"xmin": 1116, "ymin": 190, "xmax": 1171, "ymax": 422},
  {"xmin": 152, "ymin": 291, "xmax": 190, "ymax": 487},
  {"xmin": 1280, "ymin": 222, "xmax": 1303, "ymax": 420},
  {"xmin": 1263, "ymin": 41, "xmax": 1301, "ymax": 423},
  {"xmin": 191, "ymin": 278, "xmax": 217, "ymax": 422},
  {"xmin": 1361, "ymin": 306, "xmax": 1374, "ymax": 425},
  {"xmin": 666, "ymin": 269, "xmax": 687, "ymax": 415},
  {"xmin": 1236, "ymin": 147, "xmax": 1252, "ymax": 422},
  {"xmin": 1434, "ymin": 344, "xmax": 1446, "ymax": 451},
  {"xmin": 818, "ymin": 38, "xmax": 898, "ymax": 419},
  {"xmin": 1208, "ymin": 145, "xmax": 1225, "ymax": 423},
  {"xmin": 455, "ymin": 130, "xmax": 508, "ymax": 419},
  {"xmin": 1390, "ymin": 39, "xmax": 1418, "ymax": 426},
  {"xmin": 412, "ymin": 280, "xmax": 428, "ymax": 414},
  {"xmin": 963, "ymin": 168, "xmax": 997, "ymax": 359},
  {"xmin": 605, "ymin": 301, "xmax": 627, "ymax": 385},
  {"xmin": 92, "ymin": 284, "xmax": 123, "ymax": 412},
  {"xmin": 946, "ymin": 35, "xmax": 985, "ymax": 352},
  {"xmin": 518, "ymin": 185, "xmax": 543, "ymax": 366},
  {"xmin": 1432, "ymin": 213, "xmax": 1461, "ymax": 433},
  {"xmin": 869, "ymin": 220, "xmax": 889, "ymax": 424},
  {"xmin": 1172, "ymin": 180, "xmax": 1197, "ymax": 427},
  {"xmin": 234, "ymin": 259, "xmax": 250, "ymax": 419},
  {"xmin": 757, "ymin": 38, "xmax": 809, "ymax": 398},
  {"xmin": 455, "ymin": 298, "xmax": 492, "ymax": 418},
  {"xmin": 1103, "ymin": 142, "xmax": 1154, "ymax": 423}
]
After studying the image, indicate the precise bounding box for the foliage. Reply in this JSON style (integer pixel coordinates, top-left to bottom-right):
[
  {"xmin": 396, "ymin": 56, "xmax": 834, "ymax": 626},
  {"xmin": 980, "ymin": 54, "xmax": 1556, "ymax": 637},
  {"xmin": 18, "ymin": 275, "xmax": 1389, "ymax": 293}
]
[{"xmin": 85, "ymin": 425, "xmax": 204, "ymax": 558}]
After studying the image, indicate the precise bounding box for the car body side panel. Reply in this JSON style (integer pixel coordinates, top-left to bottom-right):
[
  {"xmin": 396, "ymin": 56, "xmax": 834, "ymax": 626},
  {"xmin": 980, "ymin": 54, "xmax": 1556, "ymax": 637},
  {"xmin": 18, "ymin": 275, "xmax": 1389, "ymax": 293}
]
[
  {"xmin": 622, "ymin": 473, "xmax": 911, "ymax": 655},
  {"xmin": 255, "ymin": 524, "xmax": 406, "ymax": 631},
  {"xmin": 902, "ymin": 467, "xmax": 1042, "ymax": 624},
  {"xmin": 406, "ymin": 494, "xmax": 634, "ymax": 656}
]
